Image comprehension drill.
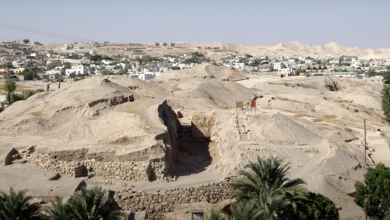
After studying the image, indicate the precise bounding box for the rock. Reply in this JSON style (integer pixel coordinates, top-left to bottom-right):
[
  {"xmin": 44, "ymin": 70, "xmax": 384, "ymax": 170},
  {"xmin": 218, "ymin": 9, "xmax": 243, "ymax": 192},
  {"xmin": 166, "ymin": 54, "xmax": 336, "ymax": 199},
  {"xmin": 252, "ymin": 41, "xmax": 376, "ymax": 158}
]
[
  {"xmin": 29, "ymin": 198, "xmax": 44, "ymax": 205},
  {"xmin": 74, "ymin": 180, "xmax": 87, "ymax": 192},
  {"xmin": 4, "ymin": 148, "xmax": 19, "ymax": 165},
  {"xmin": 49, "ymin": 173, "xmax": 61, "ymax": 181}
]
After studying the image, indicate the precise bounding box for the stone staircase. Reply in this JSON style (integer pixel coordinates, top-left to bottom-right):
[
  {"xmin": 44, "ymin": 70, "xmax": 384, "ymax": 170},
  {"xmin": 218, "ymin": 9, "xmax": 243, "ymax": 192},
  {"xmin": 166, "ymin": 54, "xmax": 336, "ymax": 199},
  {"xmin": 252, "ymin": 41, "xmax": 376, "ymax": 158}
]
[
  {"xmin": 236, "ymin": 113, "xmax": 251, "ymax": 141},
  {"xmin": 367, "ymin": 131, "xmax": 390, "ymax": 166}
]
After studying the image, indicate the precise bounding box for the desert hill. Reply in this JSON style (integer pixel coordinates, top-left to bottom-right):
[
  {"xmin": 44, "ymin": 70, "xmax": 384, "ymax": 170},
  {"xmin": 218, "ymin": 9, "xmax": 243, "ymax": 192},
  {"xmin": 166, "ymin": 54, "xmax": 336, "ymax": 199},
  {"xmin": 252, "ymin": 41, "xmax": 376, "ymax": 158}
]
[
  {"xmin": 190, "ymin": 41, "xmax": 390, "ymax": 59},
  {"xmin": 9, "ymin": 40, "xmax": 390, "ymax": 60}
]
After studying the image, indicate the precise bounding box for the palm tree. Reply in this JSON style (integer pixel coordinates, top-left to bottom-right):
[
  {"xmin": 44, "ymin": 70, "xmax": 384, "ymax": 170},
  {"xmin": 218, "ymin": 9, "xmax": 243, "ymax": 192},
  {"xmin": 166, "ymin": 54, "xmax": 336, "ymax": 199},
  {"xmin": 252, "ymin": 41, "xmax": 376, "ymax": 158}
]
[
  {"xmin": 229, "ymin": 201, "xmax": 262, "ymax": 220},
  {"xmin": 3, "ymin": 81, "xmax": 16, "ymax": 105},
  {"xmin": 205, "ymin": 210, "xmax": 227, "ymax": 220},
  {"xmin": 255, "ymin": 189, "xmax": 291, "ymax": 220},
  {"xmin": 230, "ymin": 157, "xmax": 307, "ymax": 206},
  {"xmin": 48, "ymin": 187, "xmax": 121, "ymax": 220},
  {"xmin": 0, "ymin": 187, "xmax": 43, "ymax": 220},
  {"xmin": 46, "ymin": 197, "xmax": 73, "ymax": 220}
]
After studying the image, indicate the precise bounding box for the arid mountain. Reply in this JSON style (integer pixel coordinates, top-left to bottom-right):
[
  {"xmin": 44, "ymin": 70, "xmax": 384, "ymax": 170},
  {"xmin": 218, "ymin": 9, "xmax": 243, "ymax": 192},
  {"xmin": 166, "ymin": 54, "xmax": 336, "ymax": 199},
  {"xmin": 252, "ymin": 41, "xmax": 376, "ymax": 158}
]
[{"xmin": 191, "ymin": 41, "xmax": 390, "ymax": 59}]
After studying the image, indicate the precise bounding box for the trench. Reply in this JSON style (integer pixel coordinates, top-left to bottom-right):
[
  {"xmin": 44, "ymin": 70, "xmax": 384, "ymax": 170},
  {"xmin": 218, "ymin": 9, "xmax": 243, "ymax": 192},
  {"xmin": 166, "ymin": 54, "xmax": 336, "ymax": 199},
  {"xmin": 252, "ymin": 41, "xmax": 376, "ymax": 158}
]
[{"xmin": 172, "ymin": 116, "xmax": 213, "ymax": 176}]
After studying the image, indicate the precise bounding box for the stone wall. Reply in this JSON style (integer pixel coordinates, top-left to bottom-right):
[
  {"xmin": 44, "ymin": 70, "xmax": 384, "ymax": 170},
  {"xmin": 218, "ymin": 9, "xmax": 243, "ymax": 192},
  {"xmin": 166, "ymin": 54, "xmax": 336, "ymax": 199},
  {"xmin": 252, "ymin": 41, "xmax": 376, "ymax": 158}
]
[
  {"xmin": 24, "ymin": 150, "xmax": 152, "ymax": 181},
  {"xmin": 191, "ymin": 112, "xmax": 215, "ymax": 141},
  {"xmin": 114, "ymin": 177, "xmax": 235, "ymax": 219}
]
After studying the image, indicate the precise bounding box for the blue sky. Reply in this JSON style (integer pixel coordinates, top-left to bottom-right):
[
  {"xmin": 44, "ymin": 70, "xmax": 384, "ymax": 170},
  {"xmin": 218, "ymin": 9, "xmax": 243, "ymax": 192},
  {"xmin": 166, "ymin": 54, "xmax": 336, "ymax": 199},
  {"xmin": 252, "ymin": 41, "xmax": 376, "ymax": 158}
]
[{"xmin": 0, "ymin": 0, "xmax": 389, "ymax": 48}]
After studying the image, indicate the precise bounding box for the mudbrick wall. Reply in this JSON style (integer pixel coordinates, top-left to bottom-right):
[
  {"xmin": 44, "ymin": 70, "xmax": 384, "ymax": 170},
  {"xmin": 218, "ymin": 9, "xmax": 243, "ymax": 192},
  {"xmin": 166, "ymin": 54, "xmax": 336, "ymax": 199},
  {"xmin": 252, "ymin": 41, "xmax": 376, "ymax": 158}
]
[{"xmin": 114, "ymin": 177, "xmax": 235, "ymax": 219}]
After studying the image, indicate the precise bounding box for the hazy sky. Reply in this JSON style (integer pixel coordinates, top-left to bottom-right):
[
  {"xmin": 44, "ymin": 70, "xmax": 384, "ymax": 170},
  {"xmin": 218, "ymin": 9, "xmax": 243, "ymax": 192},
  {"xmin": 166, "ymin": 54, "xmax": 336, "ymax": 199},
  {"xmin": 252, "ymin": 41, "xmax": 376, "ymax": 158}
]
[{"xmin": 0, "ymin": 0, "xmax": 389, "ymax": 48}]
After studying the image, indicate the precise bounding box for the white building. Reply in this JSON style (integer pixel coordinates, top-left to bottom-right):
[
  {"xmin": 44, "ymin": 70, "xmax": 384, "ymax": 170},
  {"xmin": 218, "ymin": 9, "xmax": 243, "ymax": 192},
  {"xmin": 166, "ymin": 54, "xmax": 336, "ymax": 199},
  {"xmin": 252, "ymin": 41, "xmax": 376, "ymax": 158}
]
[
  {"xmin": 136, "ymin": 69, "xmax": 161, "ymax": 80},
  {"xmin": 362, "ymin": 75, "xmax": 385, "ymax": 83},
  {"xmin": 273, "ymin": 62, "xmax": 283, "ymax": 70},
  {"xmin": 351, "ymin": 60, "xmax": 362, "ymax": 68},
  {"xmin": 65, "ymin": 65, "xmax": 88, "ymax": 76},
  {"xmin": 323, "ymin": 72, "xmax": 358, "ymax": 78},
  {"xmin": 101, "ymin": 59, "xmax": 113, "ymax": 65},
  {"xmin": 288, "ymin": 59, "xmax": 296, "ymax": 64},
  {"xmin": 46, "ymin": 69, "xmax": 61, "ymax": 75},
  {"xmin": 12, "ymin": 59, "xmax": 27, "ymax": 68}
]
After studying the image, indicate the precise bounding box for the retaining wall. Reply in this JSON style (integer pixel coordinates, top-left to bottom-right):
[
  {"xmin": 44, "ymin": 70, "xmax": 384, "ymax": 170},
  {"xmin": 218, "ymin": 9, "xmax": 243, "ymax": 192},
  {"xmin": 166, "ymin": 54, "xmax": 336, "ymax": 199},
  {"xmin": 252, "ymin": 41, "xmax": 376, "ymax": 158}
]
[{"xmin": 114, "ymin": 177, "xmax": 235, "ymax": 219}]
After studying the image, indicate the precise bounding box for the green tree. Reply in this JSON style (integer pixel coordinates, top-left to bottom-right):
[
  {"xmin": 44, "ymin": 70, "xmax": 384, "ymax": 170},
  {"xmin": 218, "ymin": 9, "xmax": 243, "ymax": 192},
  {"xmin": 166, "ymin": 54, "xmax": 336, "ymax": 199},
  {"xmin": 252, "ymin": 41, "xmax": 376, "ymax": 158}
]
[
  {"xmin": 292, "ymin": 192, "xmax": 339, "ymax": 220},
  {"xmin": 69, "ymin": 72, "xmax": 76, "ymax": 78},
  {"xmin": 1, "ymin": 62, "xmax": 15, "ymax": 69},
  {"xmin": 230, "ymin": 157, "xmax": 307, "ymax": 205},
  {"xmin": 23, "ymin": 39, "xmax": 30, "ymax": 44},
  {"xmin": 48, "ymin": 187, "xmax": 121, "ymax": 220},
  {"xmin": 0, "ymin": 188, "xmax": 43, "ymax": 220},
  {"xmin": 89, "ymin": 66, "xmax": 95, "ymax": 75},
  {"xmin": 24, "ymin": 71, "xmax": 34, "ymax": 80},
  {"xmin": 101, "ymin": 70, "xmax": 116, "ymax": 75},
  {"xmin": 354, "ymin": 164, "xmax": 390, "ymax": 219},
  {"xmin": 61, "ymin": 62, "xmax": 71, "ymax": 74},
  {"xmin": 3, "ymin": 81, "xmax": 16, "ymax": 105},
  {"xmin": 382, "ymin": 85, "xmax": 390, "ymax": 122},
  {"xmin": 19, "ymin": 68, "xmax": 36, "ymax": 80}
]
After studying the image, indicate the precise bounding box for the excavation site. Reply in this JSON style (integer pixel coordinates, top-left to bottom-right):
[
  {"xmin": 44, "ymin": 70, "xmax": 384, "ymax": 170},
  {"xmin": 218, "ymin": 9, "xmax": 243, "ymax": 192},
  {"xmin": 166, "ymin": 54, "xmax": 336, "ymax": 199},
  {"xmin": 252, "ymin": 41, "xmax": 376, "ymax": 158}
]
[{"xmin": 0, "ymin": 64, "xmax": 388, "ymax": 219}]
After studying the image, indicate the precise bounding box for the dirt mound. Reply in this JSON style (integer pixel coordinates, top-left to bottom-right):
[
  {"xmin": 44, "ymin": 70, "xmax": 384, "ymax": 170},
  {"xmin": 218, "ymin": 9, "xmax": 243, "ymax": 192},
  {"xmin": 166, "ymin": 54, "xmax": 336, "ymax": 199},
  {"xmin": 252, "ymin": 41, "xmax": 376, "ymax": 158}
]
[
  {"xmin": 155, "ymin": 64, "xmax": 211, "ymax": 81},
  {"xmin": 173, "ymin": 80, "xmax": 254, "ymax": 108},
  {"xmin": 248, "ymin": 113, "xmax": 323, "ymax": 145},
  {"xmin": 204, "ymin": 64, "xmax": 250, "ymax": 81}
]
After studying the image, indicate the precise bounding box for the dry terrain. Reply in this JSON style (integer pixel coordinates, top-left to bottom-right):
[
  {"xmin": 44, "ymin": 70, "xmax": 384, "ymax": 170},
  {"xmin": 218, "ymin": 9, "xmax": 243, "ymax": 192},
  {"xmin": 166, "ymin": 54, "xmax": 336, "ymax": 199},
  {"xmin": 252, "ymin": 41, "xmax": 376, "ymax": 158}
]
[
  {"xmin": 0, "ymin": 64, "xmax": 389, "ymax": 219},
  {"xmin": 3, "ymin": 40, "xmax": 390, "ymax": 59}
]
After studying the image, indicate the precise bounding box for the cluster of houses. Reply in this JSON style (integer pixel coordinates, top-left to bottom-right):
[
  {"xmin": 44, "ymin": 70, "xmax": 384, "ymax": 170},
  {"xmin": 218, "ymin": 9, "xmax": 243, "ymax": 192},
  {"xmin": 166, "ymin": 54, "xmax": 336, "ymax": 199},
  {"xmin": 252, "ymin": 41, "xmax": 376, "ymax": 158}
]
[
  {"xmin": 0, "ymin": 41, "xmax": 200, "ymax": 81},
  {"xmin": 1, "ymin": 40, "xmax": 390, "ymax": 83},
  {"xmin": 216, "ymin": 54, "xmax": 390, "ymax": 83}
]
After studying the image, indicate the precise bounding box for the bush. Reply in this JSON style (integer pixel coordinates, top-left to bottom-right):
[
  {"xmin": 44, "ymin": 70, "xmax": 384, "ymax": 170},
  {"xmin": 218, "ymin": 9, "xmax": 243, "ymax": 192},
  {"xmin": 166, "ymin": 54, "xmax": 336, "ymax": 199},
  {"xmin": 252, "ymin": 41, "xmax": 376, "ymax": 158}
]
[
  {"xmin": 69, "ymin": 73, "xmax": 76, "ymax": 78},
  {"xmin": 19, "ymin": 68, "xmax": 36, "ymax": 80},
  {"xmin": 22, "ymin": 89, "xmax": 42, "ymax": 99},
  {"xmin": 101, "ymin": 70, "xmax": 115, "ymax": 75},
  {"xmin": 10, "ymin": 93, "xmax": 26, "ymax": 103},
  {"xmin": 292, "ymin": 192, "xmax": 339, "ymax": 220},
  {"xmin": 1, "ymin": 62, "xmax": 15, "ymax": 69},
  {"xmin": 90, "ymin": 55, "xmax": 112, "ymax": 62},
  {"xmin": 24, "ymin": 71, "xmax": 34, "ymax": 80},
  {"xmin": 171, "ymin": 66, "xmax": 181, "ymax": 70}
]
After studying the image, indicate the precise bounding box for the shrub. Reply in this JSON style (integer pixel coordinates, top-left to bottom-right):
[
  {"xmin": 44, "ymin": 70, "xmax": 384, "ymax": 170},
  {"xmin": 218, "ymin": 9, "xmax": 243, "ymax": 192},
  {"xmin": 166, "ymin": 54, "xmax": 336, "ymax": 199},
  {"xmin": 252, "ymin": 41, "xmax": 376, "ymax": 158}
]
[{"xmin": 292, "ymin": 192, "xmax": 339, "ymax": 220}]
